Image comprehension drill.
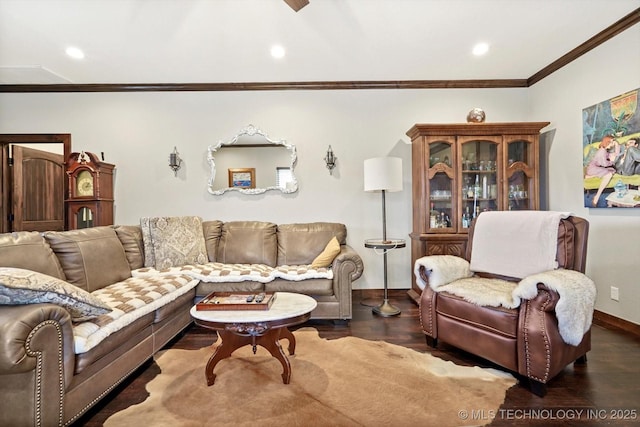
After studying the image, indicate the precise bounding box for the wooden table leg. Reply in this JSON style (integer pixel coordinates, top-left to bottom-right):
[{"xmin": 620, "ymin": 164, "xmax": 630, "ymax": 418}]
[
  {"xmin": 279, "ymin": 327, "xmax": 296, "ymax": 355},
  {"xmin": 205, "ymin": 330, "xmax": 250, "ymax": 386},
  {"xmin": 257, "ymin": 328, "xmax": 291, "ymax": 384},
  {"xmin": 204, "ymin": 327, "xmax": 293, "ymax": 385}
]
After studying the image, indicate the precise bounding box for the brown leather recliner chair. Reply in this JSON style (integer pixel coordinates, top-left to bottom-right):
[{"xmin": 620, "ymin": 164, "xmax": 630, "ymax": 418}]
[{"xmin": 416, "ymin": 214, "xmax": 591, "ymax": 396}]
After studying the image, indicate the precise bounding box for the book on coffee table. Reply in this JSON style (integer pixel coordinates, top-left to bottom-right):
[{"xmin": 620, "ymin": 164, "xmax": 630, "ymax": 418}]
[{"xmin": 196, "ymin": 292, "xmax": 276, "ymax": 311}]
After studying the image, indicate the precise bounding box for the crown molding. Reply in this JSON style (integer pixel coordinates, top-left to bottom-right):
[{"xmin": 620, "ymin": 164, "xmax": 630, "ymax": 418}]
[
  {"xmin": 0, "ymin": 79, "xmax": 528, "ymax": 93},
  {"xmin": 0, "ymin": 8, "xmax": 637, "ymax": 93},
  {"xmin": 528, "ymin": 7, "xmax": 640, "ymax": 86}
]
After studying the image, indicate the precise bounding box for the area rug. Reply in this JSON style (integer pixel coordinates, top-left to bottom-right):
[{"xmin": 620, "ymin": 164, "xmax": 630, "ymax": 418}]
[{"xmin": 105, "ymin": 328, "xmax": 516, "ymax": 427}]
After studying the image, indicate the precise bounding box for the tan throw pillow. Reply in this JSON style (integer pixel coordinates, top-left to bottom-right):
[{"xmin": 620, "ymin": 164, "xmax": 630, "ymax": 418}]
[
  {"xmin": 141, "ymin": 216, "xmax": 208, "ymax": 269},
  {"xmin": 0, "ymin": 267, "xmax": 111, "ymax": 322},
  {"xmin": 311, "ymin": 236, "xmax": 341, "ymax": 268}
]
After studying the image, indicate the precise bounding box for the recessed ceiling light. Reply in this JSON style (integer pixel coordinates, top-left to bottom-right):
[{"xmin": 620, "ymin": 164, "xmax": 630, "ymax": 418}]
[
  {"xmin": 270, "ymin": 45, "xmax": 286, "ymax": 59},
  {"xmin": 472, "ymin": 42, "xmax": 489, "ymax": 56},
  {"xmin": 65, "ymin": 46, "xmax": 85, "ymax": 59}
]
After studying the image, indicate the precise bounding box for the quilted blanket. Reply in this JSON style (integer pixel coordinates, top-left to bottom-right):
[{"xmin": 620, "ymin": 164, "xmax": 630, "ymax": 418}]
[
  {"xmin": 73, "ymin": 274, "xmax": 199, "ymax": 354},
  {"xmin": 132, "ymin": 262, "xmax": 333, "ymax": 283}
]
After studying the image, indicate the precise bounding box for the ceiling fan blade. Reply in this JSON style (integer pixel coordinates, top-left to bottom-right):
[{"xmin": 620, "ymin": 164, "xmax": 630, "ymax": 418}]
[{"xmin": 284, "ymin": 0, "xmax": 309, "ymax": 12}]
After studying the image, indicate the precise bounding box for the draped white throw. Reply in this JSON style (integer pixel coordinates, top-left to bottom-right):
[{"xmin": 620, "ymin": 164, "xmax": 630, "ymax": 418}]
[{"xmin": 469, "ymin": 210, "xmax": 570, "ymax": 279}]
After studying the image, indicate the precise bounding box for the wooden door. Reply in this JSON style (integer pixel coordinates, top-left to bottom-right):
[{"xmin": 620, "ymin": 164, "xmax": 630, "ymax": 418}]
[{"xmin": 11, "ymin": 146, "xmax": 65, "ymax": 231}]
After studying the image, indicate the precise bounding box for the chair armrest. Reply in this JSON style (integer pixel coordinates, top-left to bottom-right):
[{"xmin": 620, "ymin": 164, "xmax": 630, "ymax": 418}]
[
  {"xmin": 517, "ymin": 284, "xmax": 591, "ymax": 384},
  {"xmin": 414, "ymin": 255, "xmax": 472, "ymax": 291},
  {"xmin": 525, "ymin": 283, "xmax": 560, "ymax": 311},
  {"xmin": 0, "ymin": 304, "xmax": 75, "ymax": 427}
]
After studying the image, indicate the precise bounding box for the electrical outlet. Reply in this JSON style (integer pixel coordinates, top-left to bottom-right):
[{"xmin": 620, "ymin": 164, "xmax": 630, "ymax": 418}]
[{"xmin": 610, "ymin": 286, "xmax": 619, "ymax": 301}]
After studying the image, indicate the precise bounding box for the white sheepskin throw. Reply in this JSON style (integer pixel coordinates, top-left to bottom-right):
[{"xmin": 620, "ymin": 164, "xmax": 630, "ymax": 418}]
[
  {"xmin": 414, "ymin": 255, "xmax": 472, "ymax": 290},
  {"xmin": 438, "ymin": 277, "xmax": 519, "ymax": 308},
  {"xmin": 514, "ymin": 269, "xmax": 596, "ymax": 346}
]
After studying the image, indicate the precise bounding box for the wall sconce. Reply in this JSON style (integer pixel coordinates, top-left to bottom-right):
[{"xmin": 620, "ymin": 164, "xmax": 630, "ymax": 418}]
[
  {"xmin": 324, "ymin": 145, "xmax": 337, "ymax": 175},
  {"xmin": 169, "ymin": 146, "xmax": 182, "ymax": 177}
]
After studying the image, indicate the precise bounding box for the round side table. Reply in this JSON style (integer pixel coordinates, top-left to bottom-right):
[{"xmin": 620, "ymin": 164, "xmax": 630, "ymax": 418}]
[{"xmin": 364, "ymin": 238, "xmax": 406, "ymax": 317}]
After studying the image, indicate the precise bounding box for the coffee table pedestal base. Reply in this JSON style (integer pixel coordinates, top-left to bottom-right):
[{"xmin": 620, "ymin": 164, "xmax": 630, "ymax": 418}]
[{"xmin": 205, "ymin": 327, "xmax": 295, "ymax": 386}]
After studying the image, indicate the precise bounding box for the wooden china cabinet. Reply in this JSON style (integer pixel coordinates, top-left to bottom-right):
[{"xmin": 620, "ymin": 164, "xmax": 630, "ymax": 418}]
[{"xmin": 407, "ymin": 122, "xmax": 549, "ymax": 303}]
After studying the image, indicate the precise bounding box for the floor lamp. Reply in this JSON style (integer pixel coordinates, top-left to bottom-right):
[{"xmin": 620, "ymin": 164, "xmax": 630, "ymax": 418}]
[{"xmin": 364, "ymin": 157, "xmax": 403, "ymax": 317}]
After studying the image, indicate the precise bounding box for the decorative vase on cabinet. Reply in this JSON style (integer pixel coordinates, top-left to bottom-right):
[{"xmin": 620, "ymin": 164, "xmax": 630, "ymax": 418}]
[{"xmin": 407, "ymin": 122, "xmax": 550, "ymax": 303}]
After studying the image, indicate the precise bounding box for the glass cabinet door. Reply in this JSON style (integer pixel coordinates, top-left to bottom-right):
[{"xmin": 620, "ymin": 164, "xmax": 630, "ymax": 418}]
[
  {"xmin": 426, "ymin": 138, "xmax": 454, "ymax": 231},
  {"xmin": 505, "ymin": 137, "xmax": 536, "ymax": 210},
  {"xmin": 459, "ymin": 137, "xmax": 500, "ymax": 228}
]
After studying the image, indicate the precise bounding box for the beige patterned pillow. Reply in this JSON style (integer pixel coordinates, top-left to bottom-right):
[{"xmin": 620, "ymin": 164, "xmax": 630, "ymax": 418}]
[
  {"xmin": 0, "ymin": 267, "xmax": 111, "ymax": 322},
  {"xmin": 140, "ymin": 216, "xmax": 208, "ymax": 269}
]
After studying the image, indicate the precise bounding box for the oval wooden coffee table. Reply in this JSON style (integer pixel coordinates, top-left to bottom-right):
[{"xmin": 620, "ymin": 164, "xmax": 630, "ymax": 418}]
[{"xmin": 190, "ymin": 292, "xmax": 317, "ymax": 385}]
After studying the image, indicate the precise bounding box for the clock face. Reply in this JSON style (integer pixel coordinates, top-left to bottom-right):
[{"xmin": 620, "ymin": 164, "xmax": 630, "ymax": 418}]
[{"xmin": 76, "ymin": 170, "xmax": 94, "ymax": 196}]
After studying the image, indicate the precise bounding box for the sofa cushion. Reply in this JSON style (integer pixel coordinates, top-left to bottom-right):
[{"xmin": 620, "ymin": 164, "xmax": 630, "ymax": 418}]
[
  {"xmin": 140, "ymin": 216, "xmax": 208, "ymax": 269},
  {"xmin": 44, "ymin": 227, "xmax": 132, "ymax": 292},
  {"xmin": 0, "ymin": 267, "xmax": 111, "ymax": 322},
  {"xmin": 264, "ymin": 277, "xmax": 333, "ymax": 296},
  {"xmin": 73, "ymin": 274, "xmax": 198, "ymax": 353},
  {"xmin": 0, "ymin": 231, "xmax": 65, "ymax": 279},
  {"xmin": 277, "ymin": 222, "xmax": 346, "ymax": 265},
  {"xmin": 436, "ymin": 290, "xmax": 519, "ymax": 339},
  {"xmin": 311, "ymin": 236, "xmax": 341, "ymax": 268},
  {"xmin": 113, "ymin": 225, "xmax": 145, "ymax": 270},
  {"xmin": 217, "ymin": 221, "xmax": 277, "ymax": 266},
  {"xmin": 202, "ymin": 220, "xmax": 223, "ymax": 262},
  {"xmin": 74, "ymin": 312, "xmax": 155, "ymax": 374}
]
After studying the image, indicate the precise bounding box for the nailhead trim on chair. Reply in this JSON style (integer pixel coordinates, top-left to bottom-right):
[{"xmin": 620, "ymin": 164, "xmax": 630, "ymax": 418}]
[
  {"xmin": 522, "ymin": 291, "xmax": 552, "ymax": 383},
  {"xmin": 418, "ymin": 289, "xmax": 434, "ymax": 337},
  {"xmin": 26, "ymin": 320, "xmax": 65, "ymax": 427}
]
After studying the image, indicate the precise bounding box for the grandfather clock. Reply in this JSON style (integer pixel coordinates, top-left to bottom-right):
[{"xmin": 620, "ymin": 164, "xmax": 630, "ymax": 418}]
[{"xmin": 65, "ymin": 151, "xmax": 115, "ymax": 229}]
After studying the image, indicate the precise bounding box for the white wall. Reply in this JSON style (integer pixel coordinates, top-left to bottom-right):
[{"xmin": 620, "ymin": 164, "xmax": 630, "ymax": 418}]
[
  {"xmin": 0, "ymin": 89, "xmax": 528, "ymax": 294},
  {"xmin": 1, "ymin": 27, "xmax": 638, "ymax": 325},
  {"xmin": 529, "ymin": 25, "xmax": 640, "ymax": 325}
]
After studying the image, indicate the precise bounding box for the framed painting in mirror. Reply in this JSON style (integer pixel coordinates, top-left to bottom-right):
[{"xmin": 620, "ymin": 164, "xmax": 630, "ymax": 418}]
[{"xmin": 229, "ymin": 168, "xmax": 255, "ymax": 189}]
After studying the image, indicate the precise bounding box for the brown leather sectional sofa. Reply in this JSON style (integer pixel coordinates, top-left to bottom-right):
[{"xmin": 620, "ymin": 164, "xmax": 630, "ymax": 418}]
[{"xmin": 0, "ymin": 219, "xmax": 363, "ymax": 426}]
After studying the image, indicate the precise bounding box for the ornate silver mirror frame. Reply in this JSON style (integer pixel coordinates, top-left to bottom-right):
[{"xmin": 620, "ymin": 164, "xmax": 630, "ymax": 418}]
[{"xmin": 207, "ymin": 124, "xmax": 298, "ymax": 195}]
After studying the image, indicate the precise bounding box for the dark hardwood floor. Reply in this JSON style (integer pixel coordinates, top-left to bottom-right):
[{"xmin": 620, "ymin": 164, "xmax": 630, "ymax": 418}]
[{"xmin": 76, "ymin": 290, "xmax": 640, "ymax": 426}]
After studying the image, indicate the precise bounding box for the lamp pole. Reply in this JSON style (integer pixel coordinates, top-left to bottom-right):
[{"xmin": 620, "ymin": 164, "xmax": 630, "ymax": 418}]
[{"xmin": 372, "ymin": 189, "xmax": 401, "ymax": 317}]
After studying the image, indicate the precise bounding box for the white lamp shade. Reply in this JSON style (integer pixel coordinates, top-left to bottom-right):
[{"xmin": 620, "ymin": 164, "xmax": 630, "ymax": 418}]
[{"xmin": 364, "ymin": 157, "xmax": 403, "ymax": 192}]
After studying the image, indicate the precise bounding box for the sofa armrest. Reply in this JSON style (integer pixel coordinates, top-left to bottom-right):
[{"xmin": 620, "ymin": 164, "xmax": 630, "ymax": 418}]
[
  {"xmin": 0, "ymin": 304, "xmax": 75, "ymax": 427},
  {"xmin": 330, "ymin": 245, "xmax": 364, "ymax": 319}
]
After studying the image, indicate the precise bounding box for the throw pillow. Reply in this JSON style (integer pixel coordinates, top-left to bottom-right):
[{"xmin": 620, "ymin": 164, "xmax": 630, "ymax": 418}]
[
  {"xmin": 311, "ymin": 236, "xmax": 341, "ymax": 268},
  {"xmin": 0, "ymin": 267, "xmax": 111, "ymax": 322},
  {"xmin": 140, "ymin": 216, "xmax": 208, "ymax": 269}
]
